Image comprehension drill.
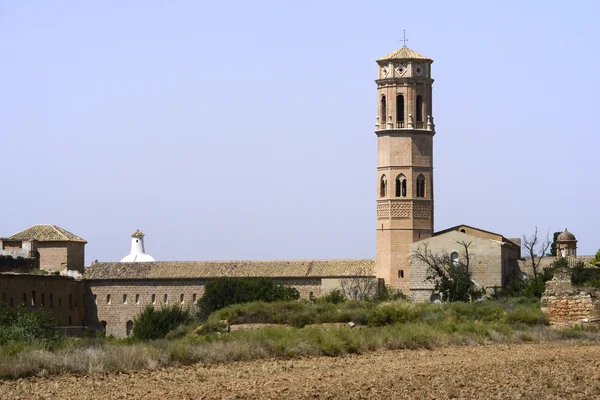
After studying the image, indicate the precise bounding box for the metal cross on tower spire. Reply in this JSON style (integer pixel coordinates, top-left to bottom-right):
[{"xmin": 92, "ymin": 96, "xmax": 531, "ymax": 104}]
[{"xmin": 400, "ymin": 30, "xmax": 408, "ymax": 47}]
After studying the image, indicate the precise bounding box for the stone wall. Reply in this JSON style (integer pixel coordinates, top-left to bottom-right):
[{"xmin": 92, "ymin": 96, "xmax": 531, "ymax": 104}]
[
  {"xmin": 86, "ymin": 277, "xmax": 324, "ymax": 337},
  {"xmin": 66, "ymin": 242, "xmax": 85, "ymax": 273},
  {"xmin": 0, "ymin": 273, "xmax": 85, "ymax": 326},
  {"xmin": 37, "ymin": 243, "xmax": 68, "ymax": 273},
  {"xmin": 409, "ymin": 230, "xmax": 516, "ymax": 302},
  {"xmin": 541, "ymin": 268, "xmax": 600, "ymax": 324},
  {"xmin": 0, "ymin": 240, "xmax": 36, "ymax": 259}
]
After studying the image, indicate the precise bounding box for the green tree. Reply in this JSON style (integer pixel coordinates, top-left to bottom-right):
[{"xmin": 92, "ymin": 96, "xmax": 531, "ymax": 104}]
[
  {"xmin": 197, "ymin": 277, "xmax": 300, "ymax": 318},
  {"xmin": 132, "ymin": 304, "xmax": 191, "ymax": 340},
  {"xmin": 550, "ymin": 231, "xmax": 561, "ymax": 257},
  {"xmin": 411, "ymin": 241, "xmax": 485, "ymax": 302},
  {"xmin": 591, "ymin": 249, "xmax": 600, "ymax": 266}
]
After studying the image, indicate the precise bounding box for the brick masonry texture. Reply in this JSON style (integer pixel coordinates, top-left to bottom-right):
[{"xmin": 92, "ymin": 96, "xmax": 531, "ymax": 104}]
[
  {"xmin": 86, "ymin": 278, "xmax": 323, "ymax": 337},
  {"xmin": 541, "ymin": 268, "xmax": 600, "ymax": 324},
  {"xmin": 0, "ymin": 273, "xmax": 85, "ymax": 326},
  {"xmin": 409, "ymin": 229, "xmax": 520, "ymax": 302}
]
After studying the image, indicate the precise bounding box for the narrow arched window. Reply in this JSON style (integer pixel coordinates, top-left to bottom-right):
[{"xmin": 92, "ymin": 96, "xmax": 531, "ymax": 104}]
[
  {"xmin": 100, "ymin": 320, "xmax": 107, "ymax": 331},
  {"xmin": 451, "ymin": 252, "xmax": 459, "ymax": 266},
  {"xmin": 416, "ymin": 95, "xmax": 423, "ymax": 122},
  {"xmin": 416, "ymin": 174, "xmax": 425, "ymax": 198},
  {"xmin": 380, "ymin": 175, "xmax": 387, "ymax": 198},
  {"xmin": 381, "ymin": 95, "xmax": 387, "ymax": 126},
  {"xmin": 126, "ymin": 320, "xmax": 133, "ymax": 336},
  {"xmin": 395, "ymin": 174, "xmax": 407, "ymax": 197},
  {"xmin": 396, "ymin": 94, "xmax": 404, "ymax": 127}
]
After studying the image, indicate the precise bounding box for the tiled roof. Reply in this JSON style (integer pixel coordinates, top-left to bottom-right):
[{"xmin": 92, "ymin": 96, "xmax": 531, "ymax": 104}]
[
  {"xmin": 84, "ymin": 259, "xmax": 375, "ymax": 280},
  {"xmin": 377, "ymin": 46, "xmax": 432, "ymax": 62},
  {"xmin": 8, "ymin": 225, "xmax": 87, "ymax": 243}
]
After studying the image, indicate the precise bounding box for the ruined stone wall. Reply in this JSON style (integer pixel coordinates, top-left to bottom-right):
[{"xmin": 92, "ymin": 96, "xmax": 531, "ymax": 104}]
[{"xmin": 541, "ymin": 268, "xmax": 600, "ymax": 324}]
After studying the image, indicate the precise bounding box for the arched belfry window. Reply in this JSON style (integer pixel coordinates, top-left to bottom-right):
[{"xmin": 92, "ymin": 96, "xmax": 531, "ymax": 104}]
[
  {"xmin": 380, "ymin": 175, "xmax": 387, "ymax": 198},
  {"xmin": 381, "ymin": 95, "xmax": 387, "ymax": 126},
  {"xmin": 416, "ymin": 174, "xmax": 425, "ymax": 198},
  {"xmin": 395, "ymin": 174, "xmax": 407, "ymax": 197},
  {"xmin": 396, "ymin": 94, "xmax": 404, "ymax": 126},
  {"xmin": 416, "ymin": 95, "xmax": 423, "ymax": 122}
]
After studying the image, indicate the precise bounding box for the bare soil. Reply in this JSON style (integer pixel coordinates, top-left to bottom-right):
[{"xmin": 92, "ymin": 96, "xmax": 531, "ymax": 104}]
[{"xmin": 2, "ymin": 342, "xmax": 600, "ymax": 399}]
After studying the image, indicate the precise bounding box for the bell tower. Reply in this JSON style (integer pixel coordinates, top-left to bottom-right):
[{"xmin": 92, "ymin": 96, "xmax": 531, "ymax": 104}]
[{"xmin": 374, "ymin": 46, "xmax": 435, "ymax": 292}]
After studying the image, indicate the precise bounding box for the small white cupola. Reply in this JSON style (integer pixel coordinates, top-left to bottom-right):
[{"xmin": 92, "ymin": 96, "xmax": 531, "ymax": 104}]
[{"xmin": 120, "ymin": 230, "xmax": 156, "ymax": 262}]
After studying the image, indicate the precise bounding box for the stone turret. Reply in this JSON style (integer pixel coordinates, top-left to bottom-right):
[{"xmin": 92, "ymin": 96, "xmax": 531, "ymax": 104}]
[{"xmin": 556, "ymin": 228, "xmax": 577, "ymax": 258}]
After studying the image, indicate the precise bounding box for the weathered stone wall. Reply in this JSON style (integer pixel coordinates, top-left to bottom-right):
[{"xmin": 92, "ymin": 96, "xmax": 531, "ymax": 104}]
[
  {"xmin": 541, "ymin": 268, "xmax": 600, "ymax": 324},
  {"xmin": 0, "ymin": 273, "xmax": 85, "ymax": 326},
  {"xmin": 409, "ymin": 230, "xmax": 514, "ymax": 302},
  {"xmin": 85, "ymin": 277, "xmax": 324, "ymax": 337},
  {"xmin": 66, "ymin": 242, "xmax": 85, "ymax": 273},
  {"xmin": 85, "ymin": 279, "xmax": 207, "ymax": 337},
  {"xmin": 37, "ymin": 243, "xmax": 68, "ymax": 273},
  {"xmin": 0, "ymin": 240, "xmax": 36, "ymax": 259}
]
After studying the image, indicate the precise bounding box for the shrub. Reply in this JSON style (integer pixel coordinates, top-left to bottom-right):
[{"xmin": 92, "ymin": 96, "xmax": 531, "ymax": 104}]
[
  {"xmin": 0, "ymin": 303, "xmax": 63, "ymax": 350},
  {"xmin": 319, "ymin": 290, "xmax": 346, "ymax": 304},
  {"xmin": 367, "ymin": 301, "xmax": 423, "ymax": 326},
  {"xmin": 376, "ymin": 286, "xmax": 410, "ymax": 302},
  {"xmin": 571, "ymin": 261, "xmax": 600, "ymax": 287},
  {"xmin": 132, "ymin": 304, "xmax": 192, "ymax": 340},
  {"xmin": 197, "ymin": 277, "xmax": 300, "ymax": 319}
]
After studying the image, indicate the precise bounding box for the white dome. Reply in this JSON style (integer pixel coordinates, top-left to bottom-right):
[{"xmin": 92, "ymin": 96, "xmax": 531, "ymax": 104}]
[
  {"xmin": 120, "ymin": 230, "xmax": 156, "ymax": 263},
  {"xmin": 120, "ymin": 253, "xmax": 156, "ymax": 262}
]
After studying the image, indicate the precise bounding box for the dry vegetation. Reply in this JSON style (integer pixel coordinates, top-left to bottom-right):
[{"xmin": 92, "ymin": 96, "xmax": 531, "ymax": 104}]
[
  {"xmin": 1, "ymin": 299, "xmax": 598, "ymax": 380},
  {"xmin": 2, "ymin": 342, "xmax": 600, "ymax": 399}
]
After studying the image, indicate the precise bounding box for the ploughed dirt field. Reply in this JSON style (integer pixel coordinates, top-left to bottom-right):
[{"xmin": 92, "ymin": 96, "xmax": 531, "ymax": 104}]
[{"xmin": 3, "ymin": 342, "xmax": 600, "ymax": 399}]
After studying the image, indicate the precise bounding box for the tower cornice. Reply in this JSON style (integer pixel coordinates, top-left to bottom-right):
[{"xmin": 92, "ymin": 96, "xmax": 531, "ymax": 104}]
[
  {"xmin": 375, "ymin": 129, "xmax": 435, "ymax": 137},
  {"xmin": 375, "ymin": 78, "xmax": 434, "ymax": 85}
]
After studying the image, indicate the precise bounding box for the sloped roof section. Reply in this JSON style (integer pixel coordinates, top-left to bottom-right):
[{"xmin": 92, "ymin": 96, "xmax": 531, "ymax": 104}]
[
  {"xmin": 433, "ymin": 224, "xmax": 519, "ymax": 250},
  {"xmin": 8, "ymin": 225, "xmax": 87, "ymax": 243},
  {"xmin": 84, "ymin": 259, "xmax": 375, "ymax": 280},
  {"xmin": 377, "ymin": 46, "xmax": 432, "ymax": 62}
]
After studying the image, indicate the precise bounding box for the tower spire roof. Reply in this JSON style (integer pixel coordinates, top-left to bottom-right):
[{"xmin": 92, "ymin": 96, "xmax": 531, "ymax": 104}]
[{"xmin": 377, "ymin": 46, "xmax": 432, "ymax": 62}]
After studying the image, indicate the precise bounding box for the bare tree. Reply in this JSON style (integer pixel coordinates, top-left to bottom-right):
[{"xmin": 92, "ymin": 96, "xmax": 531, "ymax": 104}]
[
  {"xmin": 410, "ymin": 241, "xmax": 484, "ymax": 302},
  {"xmin": 339, "ymin": 266, "xmax": 379, "ymax": 301},
  {"xmin": 522, "ymin": 227, "xmax": 551, "ymax": 278}
]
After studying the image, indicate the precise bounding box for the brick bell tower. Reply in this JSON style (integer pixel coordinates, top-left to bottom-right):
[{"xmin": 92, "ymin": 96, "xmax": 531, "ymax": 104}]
[{"xmin": 374, "ymin": 45, "xmax": 435, "ymax": 293}]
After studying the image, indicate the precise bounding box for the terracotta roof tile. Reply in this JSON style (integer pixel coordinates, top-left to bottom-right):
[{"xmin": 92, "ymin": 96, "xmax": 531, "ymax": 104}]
[
  {"xmin": 8, "ymin": 225, "xmax": 86, "ymax": 243},
  {"xmin": 84, "ymin": 259, "xmax": 375, "ymax": 280},
  {"xmin": 377, "ymin": 46, "xmax": 432, "ymax": 62}
]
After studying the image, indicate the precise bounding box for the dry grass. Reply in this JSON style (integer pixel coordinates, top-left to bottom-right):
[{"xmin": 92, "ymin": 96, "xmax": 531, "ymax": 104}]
[
  {"xmin": 1, "ymin": 299, "xmax": 599, "ymax": 379},
  {"xmin": 1, "ymin": 322, "xmax": 600, "ymax": 379}
]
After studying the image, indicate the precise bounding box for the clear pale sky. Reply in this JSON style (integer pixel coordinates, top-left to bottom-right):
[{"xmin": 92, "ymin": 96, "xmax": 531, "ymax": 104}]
[{"xmin": 1, "ymin": 1, "xmax": 599, "ymax": 263}]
